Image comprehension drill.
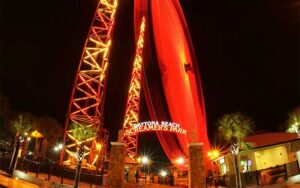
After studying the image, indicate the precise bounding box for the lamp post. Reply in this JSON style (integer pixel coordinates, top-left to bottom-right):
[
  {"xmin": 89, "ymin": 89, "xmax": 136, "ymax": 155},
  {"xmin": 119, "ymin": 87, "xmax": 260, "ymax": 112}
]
[
  {"xmin": 141, "ymin": 156, "xmax": 149, "ymax": 175},
  {"xmin": 160, "ymin": 170, "xmax": 167, "ymax": 184},
  {"xmin": 49, "ymin": 143, "xmax": 63, "ymax": 181},
  {"xmin": 176, "ymin": 157, "xmax": 185, "ymax": 166},
  {"xmin": 53, "ymin": 143, "xmax": 63, "ymax": 162},
  {"xmin": 140, "ymin": 156, "xmax": 150, "ymax": 183},
  {"xmin": 175, "ymin": 157, "xmax": 185, "ymax": 180},
  {"xmin": 207, "ymin": 149, "xmax": 220, "ymax": 177}
]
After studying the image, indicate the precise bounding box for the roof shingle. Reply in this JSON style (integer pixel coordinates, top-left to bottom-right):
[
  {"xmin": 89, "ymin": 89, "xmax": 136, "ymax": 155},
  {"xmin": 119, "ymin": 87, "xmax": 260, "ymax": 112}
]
[{"xmin": 244, "ymin": 132, "xmax": 298, "ymax": 148}]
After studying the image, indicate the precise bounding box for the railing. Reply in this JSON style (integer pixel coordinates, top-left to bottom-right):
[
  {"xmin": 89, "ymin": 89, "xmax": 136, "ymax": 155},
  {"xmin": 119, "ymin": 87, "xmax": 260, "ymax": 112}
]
[
  {"xmin": 206, "ymin": 161, "xmax": 300, "ymax": 187},
  {"xmin": 14, "ymin": 157, "xmax": 103, "ymax": 187}
]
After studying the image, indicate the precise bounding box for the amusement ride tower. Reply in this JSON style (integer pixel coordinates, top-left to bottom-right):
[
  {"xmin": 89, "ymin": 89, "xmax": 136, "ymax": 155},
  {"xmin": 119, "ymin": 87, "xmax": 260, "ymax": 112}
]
[
  {"xmin": 61, "ymin": 0, "xmax": 210, "ymax": 166},
  {"xmin": 60, "ymin": 0, "xmax": 118, "ymax": 165},
  {"xmin": 121, "ymin": 17, "xmax": 146, "ymax": 160}
]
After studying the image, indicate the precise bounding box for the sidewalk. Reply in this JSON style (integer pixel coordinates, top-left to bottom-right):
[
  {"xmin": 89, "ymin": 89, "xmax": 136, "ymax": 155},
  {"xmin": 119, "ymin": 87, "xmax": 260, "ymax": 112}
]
[
  {"xmin": 1, "ymin": 170, "xmax": 300, "ymax": 188},
  {"xmin": 0, "ymin": 170, "xmax": 39, "ymax": 188},
  {"xmin": 1, "ymin": 170, "xmax": 176, "ymax": 188},
  {"xmin": 125, "ymin": 182, "xmax": 176, "ymax": 188}
]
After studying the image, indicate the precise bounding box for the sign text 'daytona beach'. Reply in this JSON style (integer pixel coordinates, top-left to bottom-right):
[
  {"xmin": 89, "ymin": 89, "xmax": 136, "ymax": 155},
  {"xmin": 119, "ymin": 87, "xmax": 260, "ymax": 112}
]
[{"xmin": 124, "ymin": 121, "xmax": 188, "ymax": 136}]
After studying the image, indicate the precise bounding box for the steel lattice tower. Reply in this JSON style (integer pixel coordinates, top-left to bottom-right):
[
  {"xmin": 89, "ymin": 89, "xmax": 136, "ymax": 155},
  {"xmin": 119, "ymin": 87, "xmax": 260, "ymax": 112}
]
[
  {"xmin": 61, "ymin": 0, "xmax": 118, "ymax": 165},
  {"xmin": 121, "ymin": 17, "xmax": 146, "ymax": 160}
]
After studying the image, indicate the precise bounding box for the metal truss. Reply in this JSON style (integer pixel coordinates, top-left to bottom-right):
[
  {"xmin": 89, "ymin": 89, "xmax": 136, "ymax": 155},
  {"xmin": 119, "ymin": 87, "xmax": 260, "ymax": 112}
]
[
  {"xmin": 122, "ymin": 17, "xmax": 146, "ymax": 160},
  {"xmin": 61, "ymin": 0, "xmax": 118, "ymax": 166}
]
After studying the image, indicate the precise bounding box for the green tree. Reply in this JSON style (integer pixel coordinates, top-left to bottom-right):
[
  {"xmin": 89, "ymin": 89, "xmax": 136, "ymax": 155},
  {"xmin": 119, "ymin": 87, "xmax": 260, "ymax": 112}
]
[
  {"xmin": 11, "ymin": 114, "xmax": 33, "ymax": 136},
  {"xmin": 217, "ymin": 112, "xmax": 254, "ymax": 188},
  {"xmin": 285, "ymin": 107, "xmax": 300, "ymax": 135},
  {"xmin": 8, "ymin": 114, "xmax": 35, "ymax": 175},
  {"xmin": 70, "ymin": 122, "xmax": 95, "ymax": 188}
]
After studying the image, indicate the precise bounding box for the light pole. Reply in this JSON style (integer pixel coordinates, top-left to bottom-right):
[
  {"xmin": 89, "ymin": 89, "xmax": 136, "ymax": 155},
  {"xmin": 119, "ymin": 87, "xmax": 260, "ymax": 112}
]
[
  {"xmin": 176, "ymin": 157, "xmax": 185, "ymax": 166},
  {"xmin": 141, "ymin": 156, "xmax": 149, "ymax": 175},
  {"xmin": 49, "ymin": 143, "xmax": 63, "ymax": 181},
  {"xmin": 207, "ymin": 149, "xmax": 220, "ymax": 176},
  {"xmin": 53, "ymin": 143, "xmax": 63, "ymax": 162},
  {"xmin": 175, "ymin": 157, "xmax": 185, "ymax": 181},
  {"xmin": 140, "ymin": 156, "xmax": 150, "ymax": 183},
  {"xmin": 160, "ymin": 170, "xmax": 167, "ymax": 184}
]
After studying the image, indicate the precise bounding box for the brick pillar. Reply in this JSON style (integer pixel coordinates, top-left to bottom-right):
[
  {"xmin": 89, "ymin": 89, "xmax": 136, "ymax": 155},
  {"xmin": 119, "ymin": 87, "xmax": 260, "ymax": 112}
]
[
  {"xmin": 188, "ymin": 143, "xmax": 205, "ymax": 188},
  {"xmin": 107, "ymin": 142, "xmax": 126, "ymax": 188}
]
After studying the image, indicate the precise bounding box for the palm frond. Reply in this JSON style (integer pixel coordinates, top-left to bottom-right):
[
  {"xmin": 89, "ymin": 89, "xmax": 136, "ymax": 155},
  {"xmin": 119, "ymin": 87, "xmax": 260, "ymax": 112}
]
[
  {"xmin": 240, "ymin": 141, "xmax": 255, "ymax": 151},
  {"xmin": 286, "ymin": 107, "xmax": 300, "ymax": 133},
  {"xmin": 11, "ymin": 114, "xmax": 34, "ymax": 135},
  {"xmin": 217, "ymin": 112, "xmax": 254, "ymax": 143}
]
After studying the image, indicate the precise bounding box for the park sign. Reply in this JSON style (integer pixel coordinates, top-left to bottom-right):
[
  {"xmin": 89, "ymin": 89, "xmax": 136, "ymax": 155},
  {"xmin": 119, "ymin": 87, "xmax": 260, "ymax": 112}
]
[{"xmin": 124, "ymin": 121, "xmax": 188, "ymax": 136}]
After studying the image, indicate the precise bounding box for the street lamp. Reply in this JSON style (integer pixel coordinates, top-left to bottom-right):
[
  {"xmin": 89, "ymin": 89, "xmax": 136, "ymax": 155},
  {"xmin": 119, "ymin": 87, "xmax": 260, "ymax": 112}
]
[
  {"xmin": 176, "ymin": 157, "xmax": 185, "ymax": 165},
  {"xmin": 58, "ymin": 143, "xmax": 63, "ymax": 150},
  {"xmin": 141, "ymin": 156, "xmax": 148, "ymax": 164},
  {"xmin": 53, "ymin": 143, "xmax": 63, "ymax": 161},
  {"xmin": 48, "ymin": 143, "xmax": 63, "ymax": 181},
  {"xmin": 141, "ymin": 156, "xmax": 149, "ymax": 175},
  {"xmin": 160, "ymin": 170, "xmax": 167, "ymax": 177},
  {"xmin": 160, "ymin": 170, "xmax": 167, "ymax": 184},
  {"xmin": 207, "ymin": 149, "xmax": 220, "ymax": 176},
  {"xmin": 140, "ymin": 156, "xmax": 150, "ymax": 183}
]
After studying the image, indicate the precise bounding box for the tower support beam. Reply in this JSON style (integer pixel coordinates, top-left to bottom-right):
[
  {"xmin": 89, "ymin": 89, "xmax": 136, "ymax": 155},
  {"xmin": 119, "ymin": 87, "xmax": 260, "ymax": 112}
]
[
  {"xmin": 122, "ymin": 17, "xmax": 146, "ymax": 159},
  {"xmin": 61, "ymin": 0, "xmax": 118, "ymax": 165}
]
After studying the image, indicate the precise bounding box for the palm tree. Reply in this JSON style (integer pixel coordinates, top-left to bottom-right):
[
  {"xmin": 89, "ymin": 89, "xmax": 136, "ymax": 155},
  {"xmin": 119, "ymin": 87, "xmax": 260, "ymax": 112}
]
[
  {"xmin": 285, "ymin": 107, "xmax": 300, "ymax": 136},
  {"xmin": 217, "ymin": 112, "xmax": 254, "ymax": 188},
  {"xmin": 70, "ymin": 122, "xmax": 95, "ymax": 188},
  {"xmin": 8, "ymin": 114, "xmax": 34, "ymax": 175}
]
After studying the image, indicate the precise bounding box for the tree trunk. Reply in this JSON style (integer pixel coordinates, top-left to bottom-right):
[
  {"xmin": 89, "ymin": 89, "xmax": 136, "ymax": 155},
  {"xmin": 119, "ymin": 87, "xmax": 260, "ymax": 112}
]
[
  {"xmin": 8, "ymin": 136, "xmax": 21, "ymax": 176},
  {"xmin": 74, "ymin": 145, "xmax": 84, "ymax": 188},
  {"xmin": 234, "ymin": 154, "xmax": 242, "ymax": 188},
  {"xmin": 74, "ymin": 159, "xmax": 82, "ymax": 188}
]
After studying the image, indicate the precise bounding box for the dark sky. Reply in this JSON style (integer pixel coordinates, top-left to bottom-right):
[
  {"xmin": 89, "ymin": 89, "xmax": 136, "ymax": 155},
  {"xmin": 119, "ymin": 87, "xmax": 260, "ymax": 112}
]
[{"xmin": 1, "ymin": 0, "xmax": 299, "ymax": 155}]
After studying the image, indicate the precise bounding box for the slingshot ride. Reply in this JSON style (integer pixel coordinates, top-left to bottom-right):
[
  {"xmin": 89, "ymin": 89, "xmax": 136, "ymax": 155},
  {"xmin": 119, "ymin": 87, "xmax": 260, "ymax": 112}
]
[{"xmin": 60, "ymin": 0, "xmax": 210, "ymax": 170}]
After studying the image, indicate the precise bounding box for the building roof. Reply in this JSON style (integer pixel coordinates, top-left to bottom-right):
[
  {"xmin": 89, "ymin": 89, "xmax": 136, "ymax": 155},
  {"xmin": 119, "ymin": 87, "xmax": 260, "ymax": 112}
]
[{"xmin": 244, "ymin": 132, "xmax": 299, "ymax": 149}]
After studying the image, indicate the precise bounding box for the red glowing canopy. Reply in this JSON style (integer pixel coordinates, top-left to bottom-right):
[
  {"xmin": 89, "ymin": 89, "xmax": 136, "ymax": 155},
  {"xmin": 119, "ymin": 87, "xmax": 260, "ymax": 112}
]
[{"xmin": 134, "ymin": 0, "xmax": 210, "ymax": 163}]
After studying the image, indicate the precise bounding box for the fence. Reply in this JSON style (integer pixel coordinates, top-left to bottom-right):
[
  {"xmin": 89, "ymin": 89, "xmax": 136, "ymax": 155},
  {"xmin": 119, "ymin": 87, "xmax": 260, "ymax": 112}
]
[
  {"xmin": 206, "ymin": 161, "xmax": 300, "ymax": 187},
  {"xmin": 11, "ymin": 157, "xmax": 103, "ymax": 187}
]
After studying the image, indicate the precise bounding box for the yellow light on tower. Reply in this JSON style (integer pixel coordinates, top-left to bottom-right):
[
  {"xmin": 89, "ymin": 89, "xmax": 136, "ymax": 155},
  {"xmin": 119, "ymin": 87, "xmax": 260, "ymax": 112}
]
[
  {"xmin": 137, "ymin": 157, "xmax": 141, "ymax": 163},
  {"xmin": 96, "ymin": 143, "xmax": 102, "ymax": 151}
]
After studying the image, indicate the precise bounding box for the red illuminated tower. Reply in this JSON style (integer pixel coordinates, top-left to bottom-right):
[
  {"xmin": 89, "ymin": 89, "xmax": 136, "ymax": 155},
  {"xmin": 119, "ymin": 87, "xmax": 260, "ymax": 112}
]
[
  {"xmin": 121, "ymin": 17, "xmax": 146, "ymax": 160},
  {"xmin": 60, "ymin": 0, "xmax": 118, "ymax": 165}
]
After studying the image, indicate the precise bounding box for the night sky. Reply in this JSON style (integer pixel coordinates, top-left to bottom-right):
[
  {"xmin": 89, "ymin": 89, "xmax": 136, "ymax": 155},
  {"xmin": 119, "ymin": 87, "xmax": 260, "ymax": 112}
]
[{"xmin": 1, "ymin": 0, "xmax": 299, "ymax": 158}]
